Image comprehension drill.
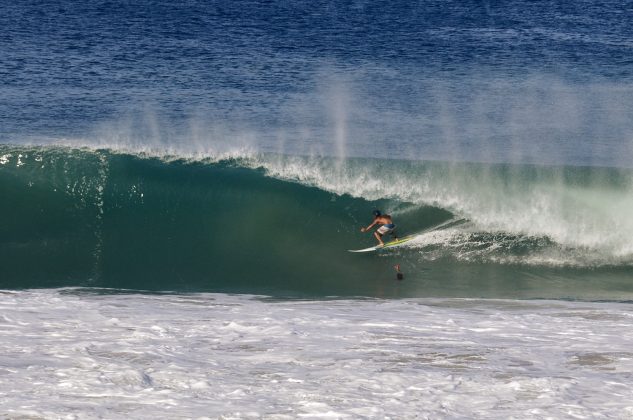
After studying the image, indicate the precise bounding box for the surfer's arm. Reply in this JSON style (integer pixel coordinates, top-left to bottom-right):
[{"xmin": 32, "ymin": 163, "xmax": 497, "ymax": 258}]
[{"xmin": 361, "ymin": 220, "xmax": 378, "ymax": 232}]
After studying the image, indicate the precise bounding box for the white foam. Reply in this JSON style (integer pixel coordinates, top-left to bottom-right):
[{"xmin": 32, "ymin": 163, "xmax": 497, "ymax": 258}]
[
  {"xmin": 394, "ymin": 226, "xmax": 624, "ymax": 267},
  {"xmin": 1, "ymin": 289, "xmax": 632, "ymax": 418}
]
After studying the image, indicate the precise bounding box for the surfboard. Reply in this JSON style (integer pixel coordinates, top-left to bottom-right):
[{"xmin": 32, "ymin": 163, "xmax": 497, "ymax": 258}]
[
  {"xmin": 348, "ymin": 234, "xmax": 419, "ymax": 253},
  {"xmin": 348, "ymin": 217, "xmax": 466, "ymax": 253}
]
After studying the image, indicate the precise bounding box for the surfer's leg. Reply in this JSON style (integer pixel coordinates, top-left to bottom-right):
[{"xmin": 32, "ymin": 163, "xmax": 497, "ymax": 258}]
[{"xmin": 373, "ymin": 231, "xmax": 384, "ymax": 246}]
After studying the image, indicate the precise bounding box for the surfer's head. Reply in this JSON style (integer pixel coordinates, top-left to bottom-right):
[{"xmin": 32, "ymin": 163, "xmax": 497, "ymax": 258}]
[{"xmin": 373, "ymin": 210, "xmax": 381, "ymax": 217}]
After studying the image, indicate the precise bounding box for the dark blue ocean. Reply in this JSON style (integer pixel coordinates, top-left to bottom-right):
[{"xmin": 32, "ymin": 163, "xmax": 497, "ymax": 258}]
[{"xmin": 2, "ymin": 0, "xmax": 633, "ymax": 164}]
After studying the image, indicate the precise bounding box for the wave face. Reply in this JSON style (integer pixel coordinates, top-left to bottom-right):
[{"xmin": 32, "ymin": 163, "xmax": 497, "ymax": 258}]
[{"xmin": 2, "ymin": 145, "xmax": 633, "ymax": 299}]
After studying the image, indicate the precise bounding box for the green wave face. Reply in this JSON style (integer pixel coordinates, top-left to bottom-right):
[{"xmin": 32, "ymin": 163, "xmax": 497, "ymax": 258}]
[
  {"xmin": 1, "ymin": 145, "xmax": 633, "ymax": 300},
  {"xmin": 0, "ymin": 146, "xmax": 449, "ymax": 295}
]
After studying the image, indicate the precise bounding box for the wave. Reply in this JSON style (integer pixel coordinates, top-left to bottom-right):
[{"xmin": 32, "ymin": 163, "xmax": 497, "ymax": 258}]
[
  {"xmin": 1, "ymin": 144, "xmax": 633, "ymax": 295},
  {"xmin": 255, "ymin": 154, "xmax": 633, "ymax": 257}
]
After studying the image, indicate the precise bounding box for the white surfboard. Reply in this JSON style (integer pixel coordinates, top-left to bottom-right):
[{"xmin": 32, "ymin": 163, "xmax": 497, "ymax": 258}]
[{"xmin": 348, "ymin": 234, "xmax": 419, "ymax": 253}]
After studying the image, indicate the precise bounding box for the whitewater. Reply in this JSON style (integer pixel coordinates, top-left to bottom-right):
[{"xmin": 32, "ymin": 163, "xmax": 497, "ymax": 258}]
[{"xmin": 2, "ymin": 289, "xmax": 633, "ymax": 419}]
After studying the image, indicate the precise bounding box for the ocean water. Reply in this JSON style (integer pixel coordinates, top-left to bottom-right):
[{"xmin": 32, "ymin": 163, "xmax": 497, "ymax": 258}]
[{"xmin": 2, "ymin": 0, "xmax": 633, "ymax": 417}]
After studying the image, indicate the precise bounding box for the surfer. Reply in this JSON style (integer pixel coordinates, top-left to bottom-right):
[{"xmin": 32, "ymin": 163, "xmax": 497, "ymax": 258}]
[{"xmin": 361, "ymin": 210, "xmax": 398, "ymax": 246}]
